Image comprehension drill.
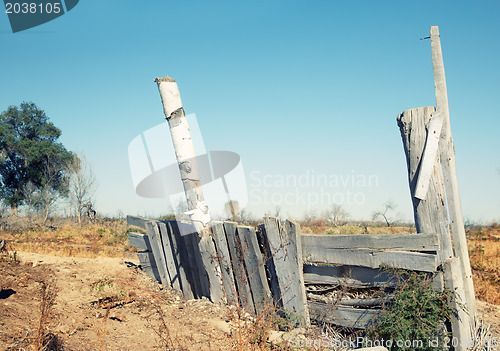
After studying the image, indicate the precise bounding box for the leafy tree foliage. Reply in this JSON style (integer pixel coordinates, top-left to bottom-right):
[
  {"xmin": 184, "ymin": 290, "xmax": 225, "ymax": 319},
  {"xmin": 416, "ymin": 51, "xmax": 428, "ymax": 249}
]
[{"xmin": 0, "ymin": 102, "xmax": 73, "ymax": 214}]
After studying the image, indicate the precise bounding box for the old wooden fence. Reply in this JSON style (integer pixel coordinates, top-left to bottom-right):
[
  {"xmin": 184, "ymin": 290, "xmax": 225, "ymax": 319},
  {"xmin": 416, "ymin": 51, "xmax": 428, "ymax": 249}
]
[{"xmin": 128, "ymin": 215, "xmax": 446, "ymax": 329}]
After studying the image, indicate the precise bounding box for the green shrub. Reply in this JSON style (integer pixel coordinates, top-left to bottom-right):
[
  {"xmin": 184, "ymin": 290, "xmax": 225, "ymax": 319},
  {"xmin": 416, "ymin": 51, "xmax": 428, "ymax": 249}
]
[{"xmin": 365, "ymin": 269, "xmax": 458, "ymax": 351}]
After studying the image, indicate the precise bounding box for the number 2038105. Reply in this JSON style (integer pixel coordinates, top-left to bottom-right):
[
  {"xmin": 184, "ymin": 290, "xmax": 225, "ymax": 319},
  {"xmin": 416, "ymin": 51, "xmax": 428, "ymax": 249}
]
[{"xmin": 5, "ymin": 2, "xmax": 62, "ymax": 14}]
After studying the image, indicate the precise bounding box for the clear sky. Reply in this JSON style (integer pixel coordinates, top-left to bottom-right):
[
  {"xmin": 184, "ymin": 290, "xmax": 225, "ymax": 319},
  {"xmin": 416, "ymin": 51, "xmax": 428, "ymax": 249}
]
[{"xmin": 1, "ymin": 1, "xmax": 499, "ymax": 223}]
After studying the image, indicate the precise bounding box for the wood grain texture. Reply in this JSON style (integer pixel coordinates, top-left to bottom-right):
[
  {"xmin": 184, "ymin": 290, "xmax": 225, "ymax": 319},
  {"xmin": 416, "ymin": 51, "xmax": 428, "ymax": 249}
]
[
  {"xmin": 308, "ymin": 301, "xmax": 380, "ymax": 329},
  {"xmin": 211, "ymin": 221, "xmax": 238, "ymax": 306}
]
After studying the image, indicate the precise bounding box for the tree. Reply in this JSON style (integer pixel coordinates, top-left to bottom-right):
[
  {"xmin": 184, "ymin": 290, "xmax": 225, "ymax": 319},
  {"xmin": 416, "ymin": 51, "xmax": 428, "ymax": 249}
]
[
  {"xmin": 372, "ymin": 200, "xmax": 400, "ymax": 227},
  {"xmin": 67, "ymin": 154, "xmax": 97, "ymax": 224},
  {"xmin": 0, "ymin": 102, "xmax": 73, "ymax": 214},
  {"xmin": 323, "ymin": 204, "xmax": 350, "ymax": 226}
]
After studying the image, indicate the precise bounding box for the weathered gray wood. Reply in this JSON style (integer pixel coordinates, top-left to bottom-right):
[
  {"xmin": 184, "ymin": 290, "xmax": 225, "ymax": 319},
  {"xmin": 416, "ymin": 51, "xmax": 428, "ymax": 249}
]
[
  {"xmin": 158, "ymin": 222, "xmax": 181, "ymax": 292},
  {"xmin": 414, "ymin": 111, "xmax": 443, "ymax": 200},
  {"xmin": 179, "ymin": 221, "xmax": 208, "ymax": 298},
  {"xmin": 127, "ymin": 215, "xmax": 148, "ymax": 229},
  {"xmin": 397, "ymin": 106, "xmax": 453, "ymax": 265},
  {"xmin": 308, "ymin": 294, "xmax": 393, "ymax": 307},
  {"xmin": 304, "ymin": 247, "xmax": 437, "ymax": 272},
  {"xmin": 166, "ymin": 221, "xmax": 194, "ymax": 300},
  {"xmin": 431, "ymin": 25, "xmax": 476, "ymax": 322},
  {"xmin": 145, "ymin": 221, "xmax": 170, "ymax": 287},
  {"xmin": 136, "ymin": 251, "xmax": 161, "ymax": 282},
  {"xmin": 224, "ymin": 222, "xmax": 255, "ymax": 313},
  {"xmin": 128, "ymin": 232, "xmax": 150, "ymax": 250},
  {"xmin": 308, "ymin": 301, "xmax": 380, "ymax": 329},
  {"xmin": 285, "ymin": 220, "xmax": 310, "ymax": 326},
  {"xmin": 303, "ymin": 265, "xmax": 395, "ymax": 288},
  {"xmin": 443, "ymin": 257, "xmax": 472, "ymax": 350},
  {"xmin": 258, "ymin": 223, "xmax": 280, "ymax": 304},
  {"xmin": 180, "ymin": 230, "xmax": 204, "ymax": 298},
  {"xmin": 302, "ymin": 233, "xmax": 439, "ymax": 252},
  {"xmin": 262, "ymin": 217, "xmax": 306, "ymax": 322},
  {"xmin": 211, "ymin": 221, "xmax": 238, "ymax": 306},
  {"xmin": 237, "ymin": 226, "xmax": 272, "ymax": 315}
]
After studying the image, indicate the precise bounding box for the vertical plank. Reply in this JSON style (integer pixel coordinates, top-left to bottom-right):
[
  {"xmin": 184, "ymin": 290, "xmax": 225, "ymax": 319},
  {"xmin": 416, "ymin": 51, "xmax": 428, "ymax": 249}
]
[
  {"xmin": 179, "ymin": 222, "xmax": 209, "ymax": 298},
  {"xmin": 224, "ymin": 221, "xmax": 255, "ymax": 313},
  {"xmin": 262, "ymin": 216, "xmax": 307, "ymax": 325},
  {"xmin": 238, "ymin": 226, "xmax": 272, "ymax": 314},
  {"xmin": 285, "ymin": 220, "xmax": 310, "ymax": 326},
  {"xmin": 443, "ymin": 258, "xmax": 472, "ymax": 350},
  {"xmin": 136, "ymin": 251, "xmax": 161, "ymax": 282},
  {"xmin": 166, "ymin": 221, "xmax": 194, "ymax": 300},
  {"xmin": 144, "ymin": 221, "xmax": 171, "ymax": 287},
  {"xmin": 258, "ymin": 223, "xmax": 280, "ymax": 303},
  {"xmin": 211, "ymin": 221, "xmax": 238, "ymax": 306},
  {"xmin": 158, "ymin": 222, "xmax": 181, "ymax": 292},
  {"xmin": 431, "ymin": 25, "xmax": 476, "ymax": 322}
]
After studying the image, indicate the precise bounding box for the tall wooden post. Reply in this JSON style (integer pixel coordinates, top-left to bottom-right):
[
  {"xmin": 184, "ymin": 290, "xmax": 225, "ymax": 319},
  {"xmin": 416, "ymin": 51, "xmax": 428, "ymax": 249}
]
[
  {"xmin": 430, "ymin": 26, "xmax": 476, "ymax": 325},
  {"xmin": 154, "ymin": 76, "xmax": 224, "ymax": 303}
]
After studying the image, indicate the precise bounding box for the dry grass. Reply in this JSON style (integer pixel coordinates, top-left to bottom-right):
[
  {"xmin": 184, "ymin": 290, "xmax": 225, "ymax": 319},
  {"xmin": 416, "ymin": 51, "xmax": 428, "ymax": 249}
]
[
  {"xmin": 0, "ymin": 218, "xmax": 135, "ymax": 258},
  {"xmin": 468, "ymin": 224, "xmax": 500, "ymax": 305}
]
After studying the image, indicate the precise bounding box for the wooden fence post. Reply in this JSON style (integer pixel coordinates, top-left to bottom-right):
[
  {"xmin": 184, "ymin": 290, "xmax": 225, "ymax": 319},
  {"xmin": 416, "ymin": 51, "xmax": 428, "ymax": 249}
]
[
  {"xmin": 430, "ymin": 26, "xmax": 476, "ymax": 325},
  {"xmin": 154, "ymin": 76, "xmax": 223, "ymax": 303},
  {"xmin": 397, "ymin": 107, "xmax": 453, "ymax": 264}
]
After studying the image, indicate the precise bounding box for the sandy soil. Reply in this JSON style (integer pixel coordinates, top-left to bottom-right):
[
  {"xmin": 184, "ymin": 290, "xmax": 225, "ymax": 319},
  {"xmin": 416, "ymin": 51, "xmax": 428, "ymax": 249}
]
[{"xmin": 1, "ymin": 251, "xmax": 499, "ymax": 350}]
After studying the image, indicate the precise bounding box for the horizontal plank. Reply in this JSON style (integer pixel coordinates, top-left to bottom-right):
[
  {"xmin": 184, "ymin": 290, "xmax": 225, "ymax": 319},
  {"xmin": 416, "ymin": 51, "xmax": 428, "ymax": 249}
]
[
  {"xmin": 303, "ymin": 265, "xmax": 395, "ymax": 288},
  {"xmin": 308, "ymin": 301, "xmax": 380, "ymax": 329},
  {"xmin": 129, "ymin": 232, "xmax": 150, "ymax": 250},
  {"xmin": 127, "ymin": 215, "xmax": 149, "ymax": 229},
  {"xmin": 302, "ymin": 233, "xmax": 439, "ymax": 252},
  {"xmin": 309, "ymin": 294, "xmax": 393, "ymax": 307},
  {"xmin": 304, "ymin": 265, "xmax": 444, "ymax": 291},
  {"xmin": 303, "ymin": 248, "xmax": 437, "ymax": 272}
]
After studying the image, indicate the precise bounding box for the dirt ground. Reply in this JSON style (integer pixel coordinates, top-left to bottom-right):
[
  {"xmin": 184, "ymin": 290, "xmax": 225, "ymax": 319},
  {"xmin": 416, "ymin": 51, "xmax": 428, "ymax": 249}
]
[
  {"xmin": 1, "ymin": 251, "xmax": 499, "ymax": 351},
  {"xmin": 0, "ymin": 251, "xmax": 246, "ymax": 351}
]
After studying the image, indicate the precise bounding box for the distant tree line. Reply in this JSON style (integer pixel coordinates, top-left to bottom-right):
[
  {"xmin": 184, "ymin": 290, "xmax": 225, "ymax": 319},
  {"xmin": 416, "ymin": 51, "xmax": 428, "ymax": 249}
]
[{"xmin": 0, "ymin": 102, "xmax": 96, "ymax": 224}]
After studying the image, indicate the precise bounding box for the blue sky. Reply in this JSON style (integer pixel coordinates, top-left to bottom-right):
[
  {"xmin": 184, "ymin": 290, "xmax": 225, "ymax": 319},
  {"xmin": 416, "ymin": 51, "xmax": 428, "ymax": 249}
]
[{"xmin": 1, "ymin": 1, "xmax": 499, "ymax": 223}]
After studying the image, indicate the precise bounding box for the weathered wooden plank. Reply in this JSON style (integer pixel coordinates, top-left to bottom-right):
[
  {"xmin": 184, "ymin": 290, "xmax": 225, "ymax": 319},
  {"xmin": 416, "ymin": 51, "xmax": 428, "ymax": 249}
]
[
  {"xmin": 303, "ymin": 265, "xmax": 395, "ymax": 288},
  {"xmin": 179, "ymin": 221, "xmax": 207, "ymax": 298},
  {"xmin": 166, "ymin": 221, "xmax": 194, "ymax": 300},
  {"xmin": 258, "ymin": 223, "xmax": 280, "ymax": 303},
  {"xmin": 211, "ymin": 221, "xmax": 238, "ymax": 306},
  {"xmin": 238, "ymin": 226, "xmax": 272, "ymax": 315},
  {"xmin": 127, "ymin": 215, "xmax": 148, "ymax": 229},
  {"xmin": 308, "ymin": 301, "xmax": 380, "ymax": 329},
  {"xmin": 129, "ymin": 232, "xmax": 150, "ymax": 250},
  {"xmin": 414, "ymin": 111, "xmax": 443, "ymax": 200},
  {"xmin": 302, "ymin": 233, "xmax": 439, "ymax": 252},
  {"xmin": 262, "ymin": 217, "xmax": 306, "ymax": 322},
  {"xmin": 431, "ymin": 25, "xmax": 476, "ymax": 324},
  {"xmin": 145, "ymin": 221, "xmax": 170, "ymax": 287},
  {"xmin": 443, "ymin": 257, "xmax": 472, "ymax": 350},
  {"xmin": 309, "ymin": 295, "xmax": 393, "ymax": 307},
  {"xmin": 285, "ymin": 220, "xmax": 310, "ymax": 326},
  {"xmin": 398, "ymin": 106, "xmax": 453, "ymax": 266},
  {"xmin": 158, "ymin": 222, "xmax": 181, "ymax": 292},
  {"xmin": 136, "ymin": 251, "xmax": 161, "ymax": 282},
  {"xmin": 304, "ymin": 248, "xmax": 437, "ymax": 272},
  {"xmin": 224, "ymin": 222, "xmax": 255, "ymax": 313}
]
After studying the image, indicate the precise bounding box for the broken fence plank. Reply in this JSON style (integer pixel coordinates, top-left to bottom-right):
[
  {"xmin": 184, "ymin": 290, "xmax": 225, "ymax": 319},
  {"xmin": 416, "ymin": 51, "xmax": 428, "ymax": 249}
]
[
  {"xmin": 262, "ymin": 216, "xmax": 307, "ymax": 322},
  {"xmin": 127, "ymin": 215, "xmax": 148, "ymax": 229},
  {"xmin": 301, "ymin": 233, "xmax": 439, "ymax": 252},
  {"xmin": 238, "ymin": 225, "xmax": 272, "ymax": 315},
  {"xmin": 224, "ymin": 221, "xmax": 255, "ymax": 313},
  {"xmin": 166, "ymin": 221, "xmax": 194, "ymax": 300},
  {"xmin": 308, "ymin": 301, "xmax": 380, "ymax": 329},
  {"xmin": 211, "ymin": 221, "xmax": 238, "ymax": 306},
  {"xmin": 145, "ymin": 221, "xmax": 171, "ymax": 287},
  {"xmin": 303, "ymin": 248, "xmax": 438, "ymax": 272},
  {"xmin": 128, "ymin": 232, "xmax": 150, "ymax": 250},
  {"xmin": 158, "ymin": 222, "xmax": 181, "ymax": 292}
]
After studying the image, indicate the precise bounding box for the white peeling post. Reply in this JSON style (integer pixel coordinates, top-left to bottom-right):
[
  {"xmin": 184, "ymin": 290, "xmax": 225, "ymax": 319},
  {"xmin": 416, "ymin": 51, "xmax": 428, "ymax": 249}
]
[
  {"xmin": 430, "ymin": 26, "xmax": 476, "ymax": 327},
  {"xmin": 154, "ymin": 75, "xmax": 224, "ymax": 302}
]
